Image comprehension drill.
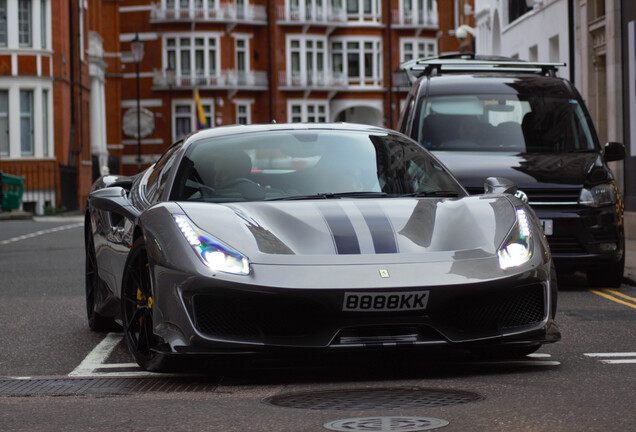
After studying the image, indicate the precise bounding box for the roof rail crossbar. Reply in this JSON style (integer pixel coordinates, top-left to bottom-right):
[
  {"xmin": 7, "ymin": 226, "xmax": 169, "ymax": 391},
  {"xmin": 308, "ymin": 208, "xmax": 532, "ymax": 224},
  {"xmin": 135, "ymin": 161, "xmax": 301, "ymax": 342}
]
[{"xmin": 399, "ymin": 56, "xmax": 566, "ymax": 80}]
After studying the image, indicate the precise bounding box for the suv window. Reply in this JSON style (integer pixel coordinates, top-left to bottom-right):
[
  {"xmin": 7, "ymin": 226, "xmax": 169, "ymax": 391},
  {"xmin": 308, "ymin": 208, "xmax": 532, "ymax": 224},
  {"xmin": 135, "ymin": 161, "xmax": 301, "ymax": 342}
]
[{"xmin": 415, "ymin": 94, "xmax": 597, "ymax": 153}]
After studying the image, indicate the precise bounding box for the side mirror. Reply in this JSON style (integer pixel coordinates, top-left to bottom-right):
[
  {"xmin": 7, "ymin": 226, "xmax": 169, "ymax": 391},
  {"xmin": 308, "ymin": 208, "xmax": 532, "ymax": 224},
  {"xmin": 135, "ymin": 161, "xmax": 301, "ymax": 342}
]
[
  {"xmin": 484, "ymin": 177, "xmax": 517, "ymax": 195},
  {"xmin": 604, "ymin": 142, "xmax": 625, "ymax": 162},
  {"xmin": 88, "ymin": 186, "xmax": 139, "ymax": 221}
]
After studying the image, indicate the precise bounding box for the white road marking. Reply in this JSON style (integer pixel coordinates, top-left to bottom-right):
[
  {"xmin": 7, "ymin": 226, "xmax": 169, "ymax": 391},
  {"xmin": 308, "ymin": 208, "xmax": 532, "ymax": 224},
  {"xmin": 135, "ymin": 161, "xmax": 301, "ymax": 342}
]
[
  {"xmin": 584, "ymin": 352, "xmax": 636, "ymax": 365},
  {"xmin": 69, "ymin": 333, "xmax": 123, "ymax": 377},
  {"xmin": 69, "ymin": 333, "xmax": 178, "ymax": 378},
  {"xmin": 584, "ymin": 352, "xmax": 636, "ymax": 357},
  {"xmin": 0, "ymin": 222, "xmax": 83, "ymax": 245}
]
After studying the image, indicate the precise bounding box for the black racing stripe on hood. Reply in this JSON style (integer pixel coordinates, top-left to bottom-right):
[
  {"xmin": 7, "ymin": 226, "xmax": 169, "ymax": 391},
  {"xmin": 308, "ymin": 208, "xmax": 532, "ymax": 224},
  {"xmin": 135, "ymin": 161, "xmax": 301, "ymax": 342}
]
[
  {"xmin": 356, "ymin": 202, "xmax": 398, "ymax": 254},
  {"xmin": 319, "ymin": 203, "xmax": 361, "ymax": 255}
]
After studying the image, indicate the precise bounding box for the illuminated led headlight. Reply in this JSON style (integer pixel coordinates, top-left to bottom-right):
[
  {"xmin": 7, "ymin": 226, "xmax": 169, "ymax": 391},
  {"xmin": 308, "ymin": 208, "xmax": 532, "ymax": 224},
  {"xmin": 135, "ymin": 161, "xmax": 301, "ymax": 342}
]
[
  {"xmin": 174, "ymin": 215, "xmax": 250, "ymax": 275},
  {"xmin": 498, "ymin": 208, "xmax": 533, "ymax": 270}
]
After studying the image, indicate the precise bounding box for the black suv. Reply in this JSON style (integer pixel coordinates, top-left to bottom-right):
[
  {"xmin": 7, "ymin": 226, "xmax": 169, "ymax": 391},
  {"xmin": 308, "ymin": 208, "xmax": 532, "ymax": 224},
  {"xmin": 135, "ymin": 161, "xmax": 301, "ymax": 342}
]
[{"xmin": 397, "ymin": 54, "xmax": 625, "ymax": 287}]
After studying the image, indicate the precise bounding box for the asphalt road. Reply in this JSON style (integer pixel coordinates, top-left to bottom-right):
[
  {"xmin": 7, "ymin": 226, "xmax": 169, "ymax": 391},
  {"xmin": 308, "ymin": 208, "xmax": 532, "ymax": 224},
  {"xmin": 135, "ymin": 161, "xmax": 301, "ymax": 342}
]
[{"xmin": 0, "ymin": 216, "xmax": 635, "ymax": 432}]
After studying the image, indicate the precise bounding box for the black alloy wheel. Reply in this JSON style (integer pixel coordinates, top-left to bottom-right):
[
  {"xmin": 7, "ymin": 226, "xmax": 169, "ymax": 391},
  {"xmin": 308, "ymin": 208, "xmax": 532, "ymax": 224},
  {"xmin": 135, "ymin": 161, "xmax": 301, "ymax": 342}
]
[
  {"xmin": 85, "ymin": 217, "xmax": 118, "ymax": 332},
  {"xmin": 121, "ymin": 237, "xmax": 175, "ymax": 372}
]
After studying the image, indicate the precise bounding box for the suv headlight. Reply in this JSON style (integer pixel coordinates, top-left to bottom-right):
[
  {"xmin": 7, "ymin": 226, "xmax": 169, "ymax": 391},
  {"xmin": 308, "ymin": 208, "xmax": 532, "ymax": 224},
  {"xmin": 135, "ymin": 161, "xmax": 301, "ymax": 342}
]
[
  {"xmin": 174, "ymin": 215, "xmax": 250, "ymax": 275},
  {"xmin": 579, "ymin": 183, "xmax": 617, "ymax": 207},
  {"xmin": 498, "ymin": 208, "xmax": 533, "ymax": 270}
]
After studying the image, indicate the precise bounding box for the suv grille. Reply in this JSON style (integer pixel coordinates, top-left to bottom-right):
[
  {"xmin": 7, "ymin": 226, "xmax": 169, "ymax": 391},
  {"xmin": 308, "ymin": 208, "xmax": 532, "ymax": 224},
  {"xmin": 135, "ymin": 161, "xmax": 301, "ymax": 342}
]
[{"xmin": 468, "ymin": 187, "xmax": 580, "ymax": 205}]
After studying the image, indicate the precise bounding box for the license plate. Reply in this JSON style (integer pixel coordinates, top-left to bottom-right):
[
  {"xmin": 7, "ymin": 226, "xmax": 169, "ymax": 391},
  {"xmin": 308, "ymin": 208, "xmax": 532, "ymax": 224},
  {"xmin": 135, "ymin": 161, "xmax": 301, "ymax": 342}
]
[
  {"xmin": 540, "ymin": 219, "xmax": 553, "ymax": 236},
  {"xmin": 343, "ymin": 291, "xmax": 429, "ymax": 312}
]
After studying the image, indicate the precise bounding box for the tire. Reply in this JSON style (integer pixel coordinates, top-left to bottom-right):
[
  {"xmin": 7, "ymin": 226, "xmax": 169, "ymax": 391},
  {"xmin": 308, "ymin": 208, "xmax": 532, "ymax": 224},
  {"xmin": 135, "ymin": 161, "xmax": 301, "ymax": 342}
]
[
  {"xmin": 85, "ymin": 220, "xmax": 119, "ymax": 332},
  {"xmin": 586, "ymin": 254, "xmax": 625, "ymax": 289},
  {"xmin": 121, "ymin": 237, "xmax": 176, "ymax": 372}
]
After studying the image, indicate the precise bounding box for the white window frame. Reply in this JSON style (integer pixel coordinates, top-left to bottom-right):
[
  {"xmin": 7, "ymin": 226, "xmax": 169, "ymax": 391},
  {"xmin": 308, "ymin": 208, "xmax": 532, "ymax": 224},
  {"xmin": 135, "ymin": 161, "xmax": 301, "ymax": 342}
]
[
  {"xmin": 287, "ymin": 100, "xmax": 329, "ymax": 123},
  {"xmin": 164, "ymin": 33, "xmax": 221, "ymax": 86},
  {"xmin": 173, "ymin": 98, "xmax": 214, "ymax": 140},
  {"xmin": 399, "ymin": 37, "xmax": 437, "ymax": 63},
  {"xmin": 0, "ymin": 0, "xmax": 47, "ymax": 49},
  {"xmin": 0, "ymin": 82, "xmax": 53, "ymax": 159},
  {"xmin": 344, "ymin": 0, "xmax": 380, "ymax": 22},
  {"xmin": 285, "ymin": 0, "xmax": 327, "ymax": 21},
  {"xmin": 330, "ymin": 36, "xmax": 382, "ymax": 87},
  {"xmin": 0, "ymin": 90, "xmax": 8, "ymax": 156},
  {"xmin": 286, "ymin": 34, "xmax": 327, "ymax": 86},
  {"xmin": 399, "ymin": 0, "xmax": 437, "ymax": 26},
  {"xmin": 234, "ymin": 99, "xmax": 253, "ymax": 125}
]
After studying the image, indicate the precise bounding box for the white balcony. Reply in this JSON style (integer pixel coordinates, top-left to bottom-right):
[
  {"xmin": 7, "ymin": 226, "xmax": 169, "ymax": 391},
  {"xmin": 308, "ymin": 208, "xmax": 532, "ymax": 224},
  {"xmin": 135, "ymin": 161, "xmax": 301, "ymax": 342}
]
[
  {"xmin": 278, "ymin": 71, "xmax": 382, "ymax": 90},
  {"xmin": 151, "ymin": 3, "xmax": 267, "ymax": 24},
  {"xmin": 276, "ymin": 5, "xmax": 381, "ymax": 26},
  {"xmin": 391, "ymin": 8, "xmax": 438, "ymax": 29},
  {"xmin": 153, "ymin": 69, "xmax": 268, "ymax": 90}
]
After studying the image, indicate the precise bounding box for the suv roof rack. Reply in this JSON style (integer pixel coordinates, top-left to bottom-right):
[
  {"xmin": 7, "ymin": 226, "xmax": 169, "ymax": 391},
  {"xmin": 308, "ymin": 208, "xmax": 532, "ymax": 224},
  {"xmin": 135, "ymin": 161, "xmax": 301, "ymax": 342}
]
[{"xmin": 399, "ymin": 53, "xmax": 566, "ymax": 83}]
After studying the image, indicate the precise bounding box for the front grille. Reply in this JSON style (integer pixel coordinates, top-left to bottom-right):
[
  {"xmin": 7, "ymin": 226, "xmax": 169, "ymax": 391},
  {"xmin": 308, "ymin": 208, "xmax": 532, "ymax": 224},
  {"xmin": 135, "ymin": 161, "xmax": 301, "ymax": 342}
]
[
  {"xmin": 192, "ymin": 293, "xmax": 328, "ymax": 343},
  {"xmin": 439, "ymin": 284, "xmax": 546, "ymax": 335},
  {"xmin": 335, "ymin": 326, "xmax": 445, "ymax": 346},
  {"xmin": 547, "ymin": 234, "xmax": 585, "ymax": 254}
]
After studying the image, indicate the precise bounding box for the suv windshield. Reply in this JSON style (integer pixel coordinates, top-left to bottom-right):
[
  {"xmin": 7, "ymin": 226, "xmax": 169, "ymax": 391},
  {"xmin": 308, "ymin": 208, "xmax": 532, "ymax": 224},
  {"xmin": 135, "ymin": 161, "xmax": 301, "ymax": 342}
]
[{"xmin": 415, "ymin": 94, "xmax": 597, "ymax": 153}]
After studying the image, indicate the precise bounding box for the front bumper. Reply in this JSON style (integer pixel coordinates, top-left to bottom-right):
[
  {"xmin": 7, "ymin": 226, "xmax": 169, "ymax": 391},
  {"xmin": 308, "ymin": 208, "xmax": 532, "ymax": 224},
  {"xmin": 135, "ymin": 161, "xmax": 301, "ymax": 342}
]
[
  {"xmin": 150, "ymin": 261, "xmax": 560, "ymax": 356},
  {"xmin": 534, "ymin": 205, "xmax": 624, "ymax": 270}
]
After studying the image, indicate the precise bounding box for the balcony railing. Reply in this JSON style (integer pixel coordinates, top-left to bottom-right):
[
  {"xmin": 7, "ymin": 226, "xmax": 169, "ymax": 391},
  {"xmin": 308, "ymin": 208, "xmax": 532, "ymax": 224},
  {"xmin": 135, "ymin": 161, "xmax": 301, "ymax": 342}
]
[
  {"xmin": 391, "ymin": 9, "xmax": 437, "ymax": 28},
  {"xmin": 278, "ymin": 71, "xmax": 383, "ymax": 90},
  {"xmin": 276, "ymin": 5, "xmax": 382, "ymax": 25},
  {"xmin": 154, "ymin": 69, "xmax": 268, "ymax": 89},
  {"xmin": 151, "ymin": 3, "xmax": 267, "ymax": 24}
]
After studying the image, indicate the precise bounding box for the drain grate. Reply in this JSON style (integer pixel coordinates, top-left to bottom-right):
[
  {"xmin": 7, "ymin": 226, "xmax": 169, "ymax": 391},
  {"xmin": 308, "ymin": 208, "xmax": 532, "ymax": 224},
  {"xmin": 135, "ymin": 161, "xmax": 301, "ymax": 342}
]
[
  {"xmin": 0, "ymin": 378, "xmax": 216, "ymax": 396},
  {"xmin": 324, "ymin": 416, "xmax": 449, "ymax": 432},
  {"xmin": 263, "ymin": 387, "xmax": 482, "ymax": 410}
]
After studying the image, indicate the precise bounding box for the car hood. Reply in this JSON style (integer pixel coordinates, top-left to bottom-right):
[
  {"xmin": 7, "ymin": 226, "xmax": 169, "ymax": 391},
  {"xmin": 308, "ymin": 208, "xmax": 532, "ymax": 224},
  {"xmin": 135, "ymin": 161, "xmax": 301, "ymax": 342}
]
[
  {"xmin": 177, "ymin": 197, "xmax": 516, "ymax": 265},
  {"xmin": 433, "ymin": 151, "xmax": 608, "ymax": 191}
]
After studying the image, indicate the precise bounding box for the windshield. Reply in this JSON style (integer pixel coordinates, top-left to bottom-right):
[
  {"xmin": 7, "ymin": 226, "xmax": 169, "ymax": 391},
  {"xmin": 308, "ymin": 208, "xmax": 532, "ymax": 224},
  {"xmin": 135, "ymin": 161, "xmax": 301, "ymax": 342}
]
[
  {"xmin": 415, "ymin": 94, "xmax": 598, "ymax": 153},
  {"xmin": 170, "ymin": 130, "xmax": 465, "ymax": 203}
]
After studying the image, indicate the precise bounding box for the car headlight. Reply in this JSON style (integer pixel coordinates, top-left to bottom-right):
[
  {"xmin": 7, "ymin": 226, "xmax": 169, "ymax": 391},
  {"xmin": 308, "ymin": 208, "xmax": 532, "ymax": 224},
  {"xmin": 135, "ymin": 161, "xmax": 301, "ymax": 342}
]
[
  {"xmin": 174, "ymin": 215, "xmax": 250, "ymax": 275},
  {"xmin": 498, "ymin": 208, "xmax": 533, "ymax": 270},
  {"xmin": 579, "ymin": 183, "xmax": 616, "ymax": 207}
]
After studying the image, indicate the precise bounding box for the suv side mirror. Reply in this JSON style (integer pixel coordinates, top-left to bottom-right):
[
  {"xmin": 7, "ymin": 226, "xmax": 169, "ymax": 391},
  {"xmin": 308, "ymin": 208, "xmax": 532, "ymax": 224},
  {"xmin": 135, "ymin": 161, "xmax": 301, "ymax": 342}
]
[
  {"xmin": 604, "ymin": 142, "xmax": 625, "ymax": 162},
  {"xmin": 484, "ymin": 177, "xmax": 518, "ymax": 195}
]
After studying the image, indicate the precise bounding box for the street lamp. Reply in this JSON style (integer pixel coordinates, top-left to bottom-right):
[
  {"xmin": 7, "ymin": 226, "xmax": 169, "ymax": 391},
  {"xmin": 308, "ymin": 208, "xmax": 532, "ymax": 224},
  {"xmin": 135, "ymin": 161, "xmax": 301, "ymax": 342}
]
[
  {"xmin": 130, "ymin": 33, "xmax": 145, "ymax": 172},
  {"xmin": 165, "ymin": 65, "xmax": 175, "ymax": 144}
]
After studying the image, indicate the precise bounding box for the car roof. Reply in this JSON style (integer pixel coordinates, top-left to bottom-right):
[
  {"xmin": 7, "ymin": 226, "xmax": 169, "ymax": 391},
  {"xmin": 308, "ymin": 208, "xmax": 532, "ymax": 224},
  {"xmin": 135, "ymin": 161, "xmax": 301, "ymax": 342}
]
[
  {"xmin": 422, "ymin": 73, "xmax": 574, "ymax": 98},
  {"xmin": 182, "ymin": 122, "xmax": 393, "ymax": 145}
]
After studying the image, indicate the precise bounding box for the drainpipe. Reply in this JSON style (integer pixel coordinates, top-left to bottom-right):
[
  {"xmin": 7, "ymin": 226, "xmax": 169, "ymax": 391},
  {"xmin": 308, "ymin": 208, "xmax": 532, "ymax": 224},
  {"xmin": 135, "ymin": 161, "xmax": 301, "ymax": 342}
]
[{"xmin": 568, "ymin": 0, "xmax": 575, "ymax": 83}]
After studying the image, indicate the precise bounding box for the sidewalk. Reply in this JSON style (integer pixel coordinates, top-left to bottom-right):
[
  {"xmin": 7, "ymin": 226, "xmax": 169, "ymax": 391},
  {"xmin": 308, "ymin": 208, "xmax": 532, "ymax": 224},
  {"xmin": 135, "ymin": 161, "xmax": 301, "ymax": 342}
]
[{"xmin": 0, "ymin": 210, "xmax": 32, "ymax": 221}]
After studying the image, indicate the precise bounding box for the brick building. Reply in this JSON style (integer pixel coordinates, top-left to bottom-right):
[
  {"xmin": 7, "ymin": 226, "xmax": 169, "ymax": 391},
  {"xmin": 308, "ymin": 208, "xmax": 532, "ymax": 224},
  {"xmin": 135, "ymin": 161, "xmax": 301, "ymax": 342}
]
[
  {"xmin": 0, "ymin": 0, "xmax": 109, "ymax": 215},
  {"xmin": 113, "ymin": 0, "xmax": 440, "ymax": 175},
  {"xmin": 3, "ymin": 0, "xmax": 459, "ymax": 212}
]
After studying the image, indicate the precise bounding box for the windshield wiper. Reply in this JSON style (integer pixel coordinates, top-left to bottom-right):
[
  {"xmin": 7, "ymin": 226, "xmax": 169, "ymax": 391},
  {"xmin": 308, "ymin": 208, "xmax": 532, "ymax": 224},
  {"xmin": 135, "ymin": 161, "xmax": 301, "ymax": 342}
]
[
  {"xmin": 266, "ymin": 191, "xmax": 389, "ymax": 201},
  {"xmin": 402, "ymin": 190, "xmax": 460, "ymax": 198}
]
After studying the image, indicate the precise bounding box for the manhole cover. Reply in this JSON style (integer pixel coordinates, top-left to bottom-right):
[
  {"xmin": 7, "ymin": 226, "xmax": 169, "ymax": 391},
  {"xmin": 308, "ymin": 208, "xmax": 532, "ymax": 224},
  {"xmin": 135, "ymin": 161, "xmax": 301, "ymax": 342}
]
[
  {"xmin": 263, "ymin": 387, "xmax": 481, "ymax": 410},
  {"xmin": 324, "ymin": 416, "xmax": 449, "ymax": 431}
]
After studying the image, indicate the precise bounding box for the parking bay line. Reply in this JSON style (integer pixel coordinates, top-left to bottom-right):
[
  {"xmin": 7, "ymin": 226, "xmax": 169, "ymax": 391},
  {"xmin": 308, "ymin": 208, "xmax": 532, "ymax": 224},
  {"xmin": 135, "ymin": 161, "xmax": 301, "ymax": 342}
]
[
  {"xmin": 588, "ymin": 289, "xmax": 636, "ymax": 310},
  {"xmin": 69, "ymin": 333, "xmax": 164, "ymax": 378},
  {"xmin": 584, "ymin": 353, "xmax": 636, "ymax": 364}
]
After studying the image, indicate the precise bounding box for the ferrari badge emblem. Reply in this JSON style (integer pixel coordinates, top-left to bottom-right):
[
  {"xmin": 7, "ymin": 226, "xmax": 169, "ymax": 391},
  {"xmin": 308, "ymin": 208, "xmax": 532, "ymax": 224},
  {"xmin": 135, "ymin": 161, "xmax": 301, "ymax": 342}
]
[{"xmin": 379, "ymin": 269, "xmax": 390, "ymax": 278}]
